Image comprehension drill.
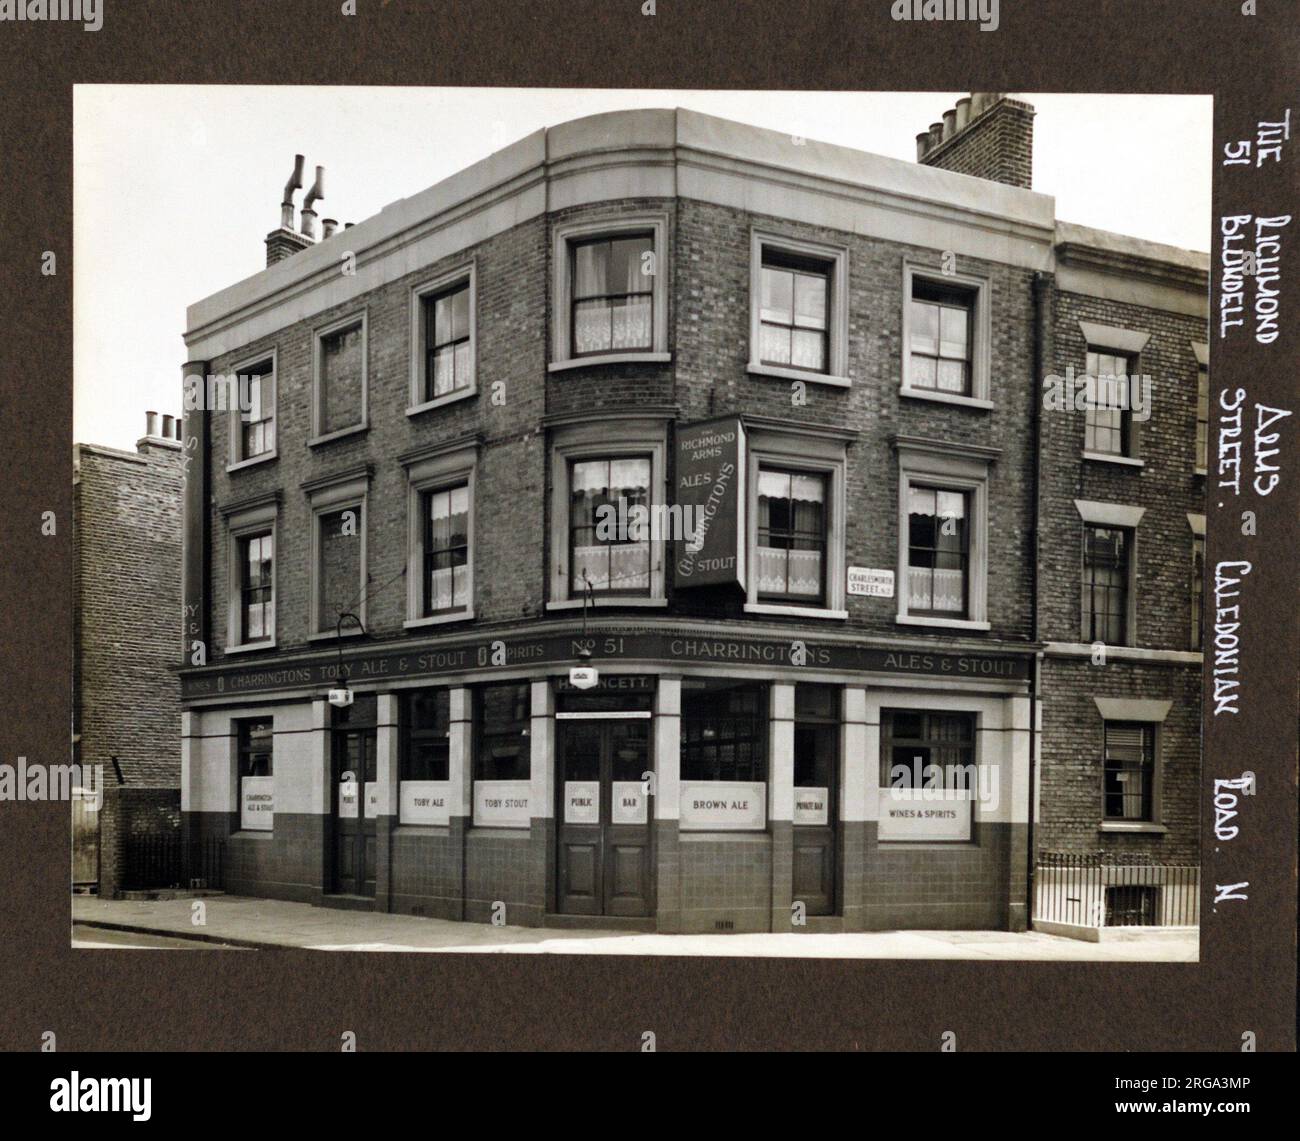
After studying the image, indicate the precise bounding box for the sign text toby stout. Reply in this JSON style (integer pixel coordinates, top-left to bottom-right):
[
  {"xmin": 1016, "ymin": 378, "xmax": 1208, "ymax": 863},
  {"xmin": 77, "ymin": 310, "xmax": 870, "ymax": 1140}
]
[{"xmin": 674, "ymin": 416, "xmax": 746, "ymax": 589}]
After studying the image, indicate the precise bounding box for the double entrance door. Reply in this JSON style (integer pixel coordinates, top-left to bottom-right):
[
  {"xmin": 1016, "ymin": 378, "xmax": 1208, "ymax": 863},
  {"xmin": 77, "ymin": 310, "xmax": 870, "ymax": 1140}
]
[
  {"xmin": 330, "ymin": 699, "xmax": 377, "ymax": 898},
  {"xmin": 555, "ymin": 716, "xmax": 654, "ymax": 917}
]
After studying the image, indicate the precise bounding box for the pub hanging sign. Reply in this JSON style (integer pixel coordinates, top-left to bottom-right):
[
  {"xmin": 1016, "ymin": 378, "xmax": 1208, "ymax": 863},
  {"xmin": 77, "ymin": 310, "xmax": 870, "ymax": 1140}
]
[{"xmin": 674, "ymin": 416, "xmax": 746, "ymax": 590}]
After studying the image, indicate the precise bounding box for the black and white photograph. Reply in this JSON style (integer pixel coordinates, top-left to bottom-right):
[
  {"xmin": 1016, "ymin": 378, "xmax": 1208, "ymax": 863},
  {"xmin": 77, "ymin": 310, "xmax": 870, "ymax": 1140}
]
[
  {"xmin": 0, "ymin": 0, "xmax": 1294, "ymax": 1094},
  {"xmin": 69, "ymin": 87, "xmax": 1211, "ymax": 960}
]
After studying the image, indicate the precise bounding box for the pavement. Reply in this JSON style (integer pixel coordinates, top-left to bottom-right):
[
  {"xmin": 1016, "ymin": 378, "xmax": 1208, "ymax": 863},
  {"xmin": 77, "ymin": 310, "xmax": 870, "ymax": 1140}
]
[{"xmin": 71, "ymin": 895, "xmax": 1199, "ymax": 960}]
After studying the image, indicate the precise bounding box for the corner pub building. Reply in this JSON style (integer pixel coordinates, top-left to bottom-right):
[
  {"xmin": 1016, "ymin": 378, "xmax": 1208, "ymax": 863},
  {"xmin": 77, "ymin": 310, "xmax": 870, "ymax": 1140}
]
[{"xmin": 178, "ymin": 97, "xmax": 1208, "ymax": 935}]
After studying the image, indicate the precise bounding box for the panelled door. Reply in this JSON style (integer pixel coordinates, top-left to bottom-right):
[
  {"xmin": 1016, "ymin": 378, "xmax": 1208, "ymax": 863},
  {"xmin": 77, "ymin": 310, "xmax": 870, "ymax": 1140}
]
[
  {"xmin": 331, "ymin": 721, "xmax": 377, "ymax": 897},
  {"xmin": 556, "ymin": 717, "xmax": 653, "ymax": 917},
  {"xmin": 792, "ymin": 688, "xmax": 840, "ymax": 916}
]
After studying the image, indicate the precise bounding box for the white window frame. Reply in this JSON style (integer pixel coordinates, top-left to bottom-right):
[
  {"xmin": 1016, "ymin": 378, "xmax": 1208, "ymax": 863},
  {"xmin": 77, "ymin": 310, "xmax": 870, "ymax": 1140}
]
[
  {"xmin": 403, "ymin": 440, "xmax": 478, "ymax": 628},
  {"xmin": 310, "ymin": 310, "xmax": 369, "ymax": 445},
  {"xmin": 1074, "ymin": 499, "xmax": 1145, "ymax": 648},
  {"xmin": 901, "ymin": 261, "xmax": 992, "ymax": 408},
  {"xmin": 306, "ymin": 471, "xmax": 370, "ymax": 641},
  {"xmin": 549, "ymin": 213, "xmax": 670, "ymax": 371},
  {"xmin": 744, "ymin": 427, "xmax": 848, "ymax": 619},
  {"xmin": 408, "ymin": 261, "xmax": 477, "ymax": 416},
  {"xmin": 1078, "ymin": 320, "xmax": 1151, "ymax": 467},
  {"xmin": 226, "ymin": 348, "xmax": 278, "ymax": 471},
  {"xmin": 895, "ymin": 439, "xmax": 995, "ymax": 631},
  {"xmin": 548, "ymin": 418, "xmax": 669, "ymax": 609},
  {"xmin": 225, "ymin": 500, "xmax": 278, "ymax": 653},
  {"xmin": 1094, "ymin": 698, "xmax": 1172, "ymax": 834},
  {"xmin": 748, "ymin": 229, "xmax": 850, "ymax": 388}
]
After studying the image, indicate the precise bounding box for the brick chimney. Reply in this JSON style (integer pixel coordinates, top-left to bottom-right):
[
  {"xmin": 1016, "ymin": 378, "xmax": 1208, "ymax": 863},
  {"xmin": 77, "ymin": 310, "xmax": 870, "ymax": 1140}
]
[
  {"xmin": 916, "ymin": 93, "xmax": 1035, "ymax": 190},
  {"xmin": 137, "ymin": 409, "xmax": 182, "ymax": 453}
]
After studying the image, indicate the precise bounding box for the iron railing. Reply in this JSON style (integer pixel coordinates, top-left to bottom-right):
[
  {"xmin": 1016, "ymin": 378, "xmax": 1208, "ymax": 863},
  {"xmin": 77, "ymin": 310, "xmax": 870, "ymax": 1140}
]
[
  {"xmin": 121, "ymin": 835, "xmax": 225, "ymax": 892},
  {"xmin": 1033, "ymin": 850, "xmax": 1199, "ymax": 928}
]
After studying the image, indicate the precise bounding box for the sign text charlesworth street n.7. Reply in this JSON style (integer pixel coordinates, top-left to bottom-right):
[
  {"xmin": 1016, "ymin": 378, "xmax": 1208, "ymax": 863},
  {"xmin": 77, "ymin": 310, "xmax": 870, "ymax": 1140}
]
[{"xmin": 180, "ymin": 627, "xmax": 1031, "ymax": 700}]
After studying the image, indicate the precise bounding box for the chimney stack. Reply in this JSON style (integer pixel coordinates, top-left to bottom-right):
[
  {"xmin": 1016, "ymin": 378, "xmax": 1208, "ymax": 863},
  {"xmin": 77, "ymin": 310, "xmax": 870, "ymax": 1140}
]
[
  {"xmin": 300, "ymin": 165, "xmax": 325, "ymax": 240},
  {"xmin": 916, "ymin": 93, "xmax": 1035, "ymax": 190},
  {"xmin": 265, "ymin": 154, "xmax": 313, "ymax": 267}
]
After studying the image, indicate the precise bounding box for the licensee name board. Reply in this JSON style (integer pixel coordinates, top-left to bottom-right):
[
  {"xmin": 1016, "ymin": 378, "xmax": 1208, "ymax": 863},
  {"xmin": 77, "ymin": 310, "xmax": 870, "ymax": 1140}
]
[
  {"xmin": 473, "ymin": 780, "xmax": 531, "ymax": 828},
  {"xmin": 876, "ymin": 788, "xmax": 973, "ymax": 841},
  {"xmin": 183, "ymin": 628, "xmax": 1031, "ymax": 699},
  {"xmin": 399, "ymin": 781, "xmax": 452, "ymax": 826},
  {"xmin": 679, "ymin": 781, "xmax": 766, "ymax": 831},
  {"xmin": 240, "ymin": 776, "xmax": 274, "ymax": 832}
]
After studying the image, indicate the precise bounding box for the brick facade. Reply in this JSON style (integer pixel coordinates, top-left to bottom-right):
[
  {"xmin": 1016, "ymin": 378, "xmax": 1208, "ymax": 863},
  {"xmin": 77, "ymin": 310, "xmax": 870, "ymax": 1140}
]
[
  {"xmin": 177, "ymin": 105, "xmax": 1206, "ymax": 934},
  {"xmin": 73, "ymin": 432, "xmax": 185, "ymax": 894}
]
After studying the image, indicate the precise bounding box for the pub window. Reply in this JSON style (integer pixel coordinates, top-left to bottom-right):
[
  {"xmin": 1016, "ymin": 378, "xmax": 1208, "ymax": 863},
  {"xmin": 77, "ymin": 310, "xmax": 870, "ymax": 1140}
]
[
  {"xmin": 680, "ymin": 682, "xmax": 768, "ymax": 783},
  {"xmin": 401, "ymin": 689, "xmax": 450, "ymax": 782},
  {"xmin": 1195, "ymin": 362, "xmax": 1209, "ymax": 473},
  {"xmin": 1082, "ymin": 524, "xmax": 1130, "ymax": 644},
  {"xmin": 759, "ymin": 249, "xmax": 830, "ymax": 374},
  {"xmin": 906, "ymin": 486, "xmax": 968, "ymax": 618},
  {"xmin": 909, "ymin": 280, "xmax": 974, "ymax": 396},
  {"xmin": 1084, "ymin": 348, "xmax": 1135, "ymax": 457},
  {"xmin": 794, "ymin": 683, "xmax": 839, "ymax": 793},
  {"xmin": 316, "ymin": 506, "xmax": 362, "ymax": 634},
  {"xmin": 423, "ymin": 280, "xmax": 473, "ymax": 402},
  {"xmin": 569, "ymin": 456, "xmax": 652, "ymax": 596},
  {"xmin": 313, "ymin": 314, "xmax": 367, "ymax": 439},
  {"xmin": 423, "ymin": 482, "xmax": 470, "ymax": 616},
  {"xmin": 237, "ymin": 718, "xmax": 273, "ymax": 779},
  {"xmin": 236, "ymin": 357, "xmax": 275, "ymax": 462},
  {"xmin": 1103, "ymin": 721, "xmax": 1155, "ymax": 821},
  {"xmin": 880, "ymin": 710, "xmax": 975, "ymax": 790},
  {"xmin": 1190, "ymin": 533, "xmax": 1205, "ymax": 651},
  {"xmin": 474, "ymin": 683, "xmax": 531, "ymax": 781},
  {"xmin": 235, "ymin": 717, "xmax": 274, "ymax": 832},
  {"xmin": 570, "ymin": 233, "xmax": 654, "ymax": 357},
  {"xmin": 239, "ymin": 531, "xmax": 274, "ymax": 644},
  {"xmin": 756, "ymin": 468, "xmax": 827, "ymax": 605}
]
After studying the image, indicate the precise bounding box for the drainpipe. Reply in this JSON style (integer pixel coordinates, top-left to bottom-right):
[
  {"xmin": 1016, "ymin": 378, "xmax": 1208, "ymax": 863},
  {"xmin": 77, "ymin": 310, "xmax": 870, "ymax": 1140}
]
[{"xmin": 1027, "ymin": 270, "xmax": 1052, "ymax": 928}]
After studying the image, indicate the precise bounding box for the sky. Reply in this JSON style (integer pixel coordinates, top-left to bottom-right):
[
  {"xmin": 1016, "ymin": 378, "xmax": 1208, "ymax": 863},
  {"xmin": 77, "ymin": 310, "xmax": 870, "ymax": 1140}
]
[{"xmin": 73, "ymin": 87, "xmax": 1211, "ymax": 450}]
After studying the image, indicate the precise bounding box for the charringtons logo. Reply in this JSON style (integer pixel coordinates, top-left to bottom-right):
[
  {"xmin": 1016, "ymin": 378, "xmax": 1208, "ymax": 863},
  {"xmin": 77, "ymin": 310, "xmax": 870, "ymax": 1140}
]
[
  {"xmin": 0, "ymin": 0, "xmax": 103, "ymax": 32},
  {"xmin": 50, "ymin": 1072, "xmax": 151, "ymax": 1122}
]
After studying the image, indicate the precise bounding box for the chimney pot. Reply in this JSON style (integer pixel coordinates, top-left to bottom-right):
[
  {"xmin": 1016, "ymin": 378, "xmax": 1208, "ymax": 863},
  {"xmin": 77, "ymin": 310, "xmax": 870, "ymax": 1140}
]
[
  {"xmin": 322, "ymin": 218, "xmax": 338, "ymax": 239},
  {"xmin": 145, "ymin": 411, "xmax": 159, "ymax": 438},
  {"xmin": 161, "ymin": 414, "xmax": 174, "ymax": 439},
  {"xmin": 955, "ymin": 97, "xmax": 971, "ymax": 131},
  {"xmin": 916, "ymin": 131, "xmax": 932, "ymax": 161},
  {"xmin": 929, "ymin": 122, "xmax": 944, "ymax": 149},
  {"xmin": 174, "ymin": 417, "xmax": 184, "ymax": 441},
  {"xmin": 942, "ymin": 109, "xmax": 956, "ymax": 141}
]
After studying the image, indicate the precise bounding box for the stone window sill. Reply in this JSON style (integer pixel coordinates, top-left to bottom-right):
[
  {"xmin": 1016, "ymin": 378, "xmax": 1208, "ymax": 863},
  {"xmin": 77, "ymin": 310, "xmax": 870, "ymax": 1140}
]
[
  {"xmin": 1083, "ymin": 451, "xmax": 1144, "ymax": 468},
  {"xmin": 548, "ymin": 352, "xmax": 671, "ymax": 373},
  {"xmin": 308, "ymin": 423, "xmax": 368, "ymax": 448},
  {"xmin": 900, "ymin": 388, "xmax": 993, "ymax": 411},
  {"xmin": 226, "ymin": 451, "xmax": 277, "ymax": 474},
  {"xmin": 747, "ymin": 362, "xmax": 850, "ymax": 388}
]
